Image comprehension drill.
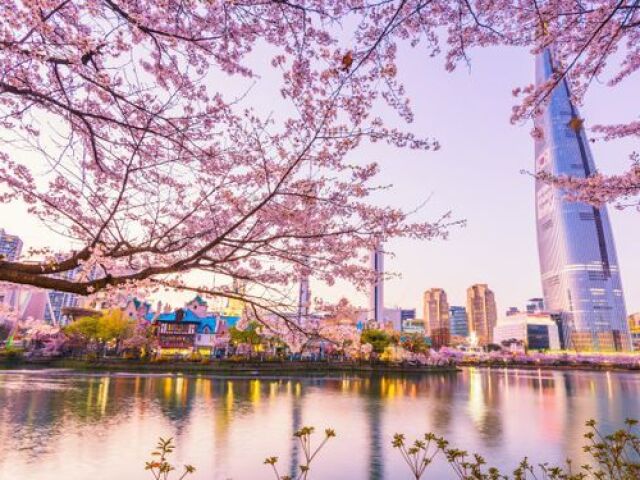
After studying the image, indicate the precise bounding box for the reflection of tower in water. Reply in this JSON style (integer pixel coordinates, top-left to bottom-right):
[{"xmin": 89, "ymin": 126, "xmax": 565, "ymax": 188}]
[
  {"xmin": 466, "ymin": 369, "xmax": 503, "ymax": 446},
  {"xmin": 288, "ymin": 380, "xmax": 303, "ymax": 479},
  {"xmin": 366, "ymin": 378, "xmax": 384, "ymax": 480}
]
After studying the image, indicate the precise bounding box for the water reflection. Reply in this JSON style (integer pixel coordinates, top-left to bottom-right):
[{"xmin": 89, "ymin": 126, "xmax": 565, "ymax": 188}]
[{"xmin": 0, "ymin": 369, "xmax": 639, "ymax": 479}]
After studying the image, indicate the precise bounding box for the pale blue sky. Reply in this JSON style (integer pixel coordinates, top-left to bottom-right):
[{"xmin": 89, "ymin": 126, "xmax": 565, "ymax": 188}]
[
  {"xmin": 364, "ymin": 45, "xmax": 640, "ymax": 316},
  {"xmin": 1, "ymin": 44, "xmax": 637, "ymax": 317}
]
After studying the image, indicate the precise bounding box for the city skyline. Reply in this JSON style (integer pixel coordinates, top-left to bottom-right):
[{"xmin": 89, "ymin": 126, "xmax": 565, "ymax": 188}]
[
  {"xmin": 1, "ymin": 3, "xmax": 639, "ymax": 480},
  {"xmin": 0, "ymin": 47, "xmax": 638, "ymax": 317}
]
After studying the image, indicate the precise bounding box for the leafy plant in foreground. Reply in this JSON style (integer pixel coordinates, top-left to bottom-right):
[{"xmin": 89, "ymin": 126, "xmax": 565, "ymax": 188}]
[
  {"xmin": 145, "ymin": 437, "xmax": 195, "ymax": 480},
  {"xmin": 147, "ymin": 419, "xmax": 639, "ymax": 479},
  {"xmin": 265, "ymin": 426, "xmax": 336, "ymax": 480},
  {"xmin": 392, "ymin": 432, "xmax": 443, "ymax": 479},
  {"xmin": 393, "ymin": 419, "xmax": 640, "ymax": 479}
]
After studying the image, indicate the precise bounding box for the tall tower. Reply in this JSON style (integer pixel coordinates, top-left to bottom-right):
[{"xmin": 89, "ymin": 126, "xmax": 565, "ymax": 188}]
[
  {"xmin": 296, "ymin": 273, "xmax": 311, "ymax": 326},
  {"xmin": 534, "ymin": 49, "xmax": 631, "ymax": 351},
  {"xmin": 466, "ymin": 284, "xmax": 497, "ymax": 346},
  {"xmin": 370, "ymin": 241, "xmax": 384, "ymax": 324},
  {"xmin": 423, "ymin": 288, "xmax": 450, "ymax": 348}
]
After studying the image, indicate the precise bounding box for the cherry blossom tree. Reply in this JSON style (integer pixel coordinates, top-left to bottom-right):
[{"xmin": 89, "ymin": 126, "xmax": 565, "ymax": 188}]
[
  {"xmin": 121, "ymin": 319, "xmax": 157, "ymax": 358},
  {"xmin": 0, "ymin": 0, "xmax": 458, "ymax": 317},
  {"xmin": 0, "ymin": 0, "xmax": 637, "ymax": 324},
  {"xmin": 489, "ymin": 2, "xmax": 640, "ymax": 209}
]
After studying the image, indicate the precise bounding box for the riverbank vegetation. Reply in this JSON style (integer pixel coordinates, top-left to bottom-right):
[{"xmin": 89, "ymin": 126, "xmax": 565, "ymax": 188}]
[
  {"xmin": 390, "ymin": 418, "xmax": 640, "ymax": 479},
  {"xmin": 148, "ymin": 420, "xmax": 639, "ymax": 479},
  {"xmin": 2, "ymin": 313, "xmax": 639, "ymax": 373}
]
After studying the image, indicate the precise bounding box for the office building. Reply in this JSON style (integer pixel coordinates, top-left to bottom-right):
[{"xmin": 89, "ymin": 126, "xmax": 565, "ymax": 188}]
[
  {"xmin": 449, "ymin": 306, "xmax": 468, "ymax": 337},
  {"xmin": 534, "ymin": 48, "xmax": 631, "ymax": 351},
  {"xmin": 493, "ymin": 312, "xmax": 561, "ymax": 351},
  {"xmin": 370, "ymin": 242, "xmax": 384, "ymax": 324},
  {"xmin": 423, "ymin": 288, "xmax": 450, "ymax": 348},
  {"xmin": 402, "ymin": 318, "xmax": 425, "ymax": 335},
  {"xmin": 358, "ymin": 307, "xmax": 415, "ymax": 332},
  {"xmin": 466, "ymin": 284, "xmax": 497, "ymax": 345},
  {"xmin": 0, "ymin": 228, "xmax": 23, "ymax": 262},
  {"xmin": 297, "ymin": 273, "xmax": 311, "ymax": 326},
  {"xmin": 0, "ymin": 233, "xmax": 80, "ymax": 324},
  {"xmin": 629, "ymin": 313, "xmax": 640, "ymax": 350}
]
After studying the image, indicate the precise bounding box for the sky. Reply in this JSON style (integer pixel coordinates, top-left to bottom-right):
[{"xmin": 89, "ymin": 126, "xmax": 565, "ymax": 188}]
[
  {"xmin": 363, "ymin": 45, "xmax": 640, "ymax": 317},
  {"xmin": 0, "ymin": 42, "xmax": 638, "ymax": 319}
]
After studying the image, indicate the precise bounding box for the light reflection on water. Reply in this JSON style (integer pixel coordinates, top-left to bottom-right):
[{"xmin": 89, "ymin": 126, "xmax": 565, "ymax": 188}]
[{"xmin": 0, "ymin": 368, "xmax": 638, "ymax": 479}]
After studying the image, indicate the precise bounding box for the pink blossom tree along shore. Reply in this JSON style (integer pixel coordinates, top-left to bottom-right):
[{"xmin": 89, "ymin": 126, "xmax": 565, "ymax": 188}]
[{"xmin": 0, "ymin": 0, "xmax": 637, "ymax": 313}]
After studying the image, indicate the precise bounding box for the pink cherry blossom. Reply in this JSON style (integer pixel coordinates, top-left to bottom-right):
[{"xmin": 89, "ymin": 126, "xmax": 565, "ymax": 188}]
[{"xmin": 0, "ymin": 0, "xmax": 636, "ymax": 330}]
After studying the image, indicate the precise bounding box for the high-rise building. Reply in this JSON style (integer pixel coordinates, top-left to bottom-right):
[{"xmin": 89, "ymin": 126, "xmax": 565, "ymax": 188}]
[
  {"xmin": 628, "ymin": 313, "xmax": 640, "ymax": 350},
  {"xmin": 45, "ymin": 290, "xmax": 79, "ymax": 325},
  {"xmin": 296, "ymin": 273, "xmax": 311, "ymax": 326},
  {"xmin": 466, "ymin": 284, "xmax": 497, "ymax": 345},
  {"xmin": 370, "ymin": 242, "xmax": 384, "ymax": 324},
  {"xmin": 0, "ymin": 228, "xmax": 23, "ymax": 262},
  {"xmin": 423, "ymin": 288, "xmax": 450, "ymax": 348},
  {"xmin": 493, "ymin": 312, "xmax": 561, "ymax": 351},
  {"xmin": 449, "ymin": 306, "xmax": 468, "ymax": 337},
  {"xmin": 0, "ymin": 229, "xmax": 24, "ymax": 316},
  {"xmin": 534, "ymin": 48, "xmax": 631, "ymax": 351},
  {"xmin": 357, "ymin": 307, "xmax": 415, "ymax": 332},
  {"xmin": 401, "ymin": 309, "xmax": 416, "ymax": 322},
  {"xmin": 0, "ymin": 236, "xmax": 80, "ymax": 325},
  {"xmin": 43, "ymin": 255, "xmax": 81, "ymax": 325}
]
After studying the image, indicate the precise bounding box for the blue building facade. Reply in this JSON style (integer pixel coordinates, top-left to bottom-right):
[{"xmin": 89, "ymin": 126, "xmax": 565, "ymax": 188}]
[
  {"xmin": 44, "ymin": 290, "xmax": 79, "ymax": 325},
  {"xmin": 534, "ymin": 49, "xmax": 631, "ymax": 351},
  {"xmin": 0, "ymin": 229, "xmax": 23, "ymax": 262},
  {"xmin": 449, "ymin": 306, "xmax": 468, "ymax": 337}
]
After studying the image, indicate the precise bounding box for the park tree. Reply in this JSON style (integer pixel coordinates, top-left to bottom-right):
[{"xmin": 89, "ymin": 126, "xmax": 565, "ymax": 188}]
[
  {"xmin": 361, "ymin": 328, "xmax": 391, "ymax": 355},
  {"xmin": 64, "ymin": 308, "xmax": 132, "ymax": 354},
  {"xmin": 0, "ymin": 0, "xmax": 637, "ymax": 322},
  {"xmin": 0, "ymin": 0, "xmax": 454, "ymax": 317},
  {"xmin": 400, "ymin": 333, "xmax": 429, "ymax": 354},
  {"xmin": 229, "ymin": 321, "xmax": 263, "ymax": 348},
  {"xmin": 120, "ymin": 319, "xmax": 157, "ymax": 358}
]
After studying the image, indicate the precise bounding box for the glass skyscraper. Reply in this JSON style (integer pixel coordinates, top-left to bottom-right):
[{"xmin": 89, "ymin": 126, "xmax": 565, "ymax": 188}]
[
  {"xmin": 449, "ymin": 306, "xmax": 468, "ymax": 337},
  {"xmin": 0, "ymin": 228, "xmax": 23, "ymax": 262},
  {"xmin": 534, "ymin": 49, "xmax": 631, "ymax": 351}
]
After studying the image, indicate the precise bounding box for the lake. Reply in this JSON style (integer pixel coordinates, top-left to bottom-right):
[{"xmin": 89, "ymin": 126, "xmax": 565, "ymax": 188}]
[{"xmin": 0, "ymin": 367, "xmax": 638, "ymax": 479}]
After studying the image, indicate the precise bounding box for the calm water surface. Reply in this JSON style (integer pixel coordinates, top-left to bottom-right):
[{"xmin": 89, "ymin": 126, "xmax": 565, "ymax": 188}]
[{"xmin": 0, "ymin": 368, "xmax": 638, "ymax": 479}]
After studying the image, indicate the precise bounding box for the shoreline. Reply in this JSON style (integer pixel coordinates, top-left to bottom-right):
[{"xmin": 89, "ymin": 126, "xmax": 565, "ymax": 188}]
[
  {"xmin": 0, "ymin": 358, "xmax": 461, "ymax": 376},
  {"xmin": 1, "ymin": 358, "xmax": 639, "ymax": 375},
  {"xmin": 457, "ymin": 361, "xmax": 640, "ymax": 373}
]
